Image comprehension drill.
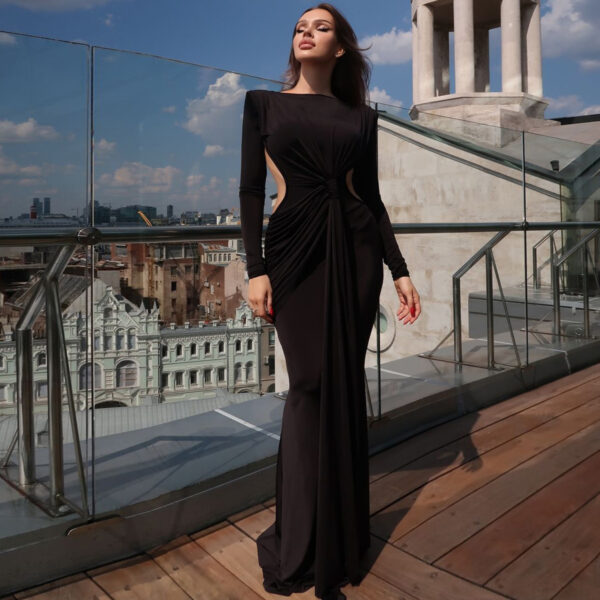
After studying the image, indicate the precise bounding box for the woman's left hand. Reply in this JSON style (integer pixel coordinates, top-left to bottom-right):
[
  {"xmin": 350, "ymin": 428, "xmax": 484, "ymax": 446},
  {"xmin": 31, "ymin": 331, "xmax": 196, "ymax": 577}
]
[{"xmin": 393, "ymin": 276, "xmax": 421, "ymax": 325}]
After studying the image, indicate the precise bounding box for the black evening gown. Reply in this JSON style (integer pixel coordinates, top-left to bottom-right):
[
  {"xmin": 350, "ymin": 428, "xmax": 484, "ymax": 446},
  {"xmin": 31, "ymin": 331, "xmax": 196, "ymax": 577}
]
[{"xmin": 239, "ymin": 89, "xmax": 410, "ymax": 599}]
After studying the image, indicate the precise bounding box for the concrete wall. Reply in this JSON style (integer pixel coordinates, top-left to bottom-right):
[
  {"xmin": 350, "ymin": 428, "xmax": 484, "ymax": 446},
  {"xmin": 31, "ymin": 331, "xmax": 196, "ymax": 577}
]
[{"xmin": 371, "ymin": 116, "xmax": 561, "ymax": 364}]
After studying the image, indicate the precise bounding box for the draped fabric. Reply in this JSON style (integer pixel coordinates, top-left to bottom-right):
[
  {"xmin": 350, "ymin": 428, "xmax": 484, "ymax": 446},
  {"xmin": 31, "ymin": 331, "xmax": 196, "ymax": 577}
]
[{"xmin": 239, "ymin": 89, "xmax": 409, "ymax": 598}]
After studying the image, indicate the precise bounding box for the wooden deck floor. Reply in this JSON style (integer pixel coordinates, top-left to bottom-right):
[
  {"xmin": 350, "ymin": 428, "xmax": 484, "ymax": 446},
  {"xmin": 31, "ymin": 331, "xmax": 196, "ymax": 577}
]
[{"xmin": 7, "ymin": 362, "xmax": 600, "ymax": 600}]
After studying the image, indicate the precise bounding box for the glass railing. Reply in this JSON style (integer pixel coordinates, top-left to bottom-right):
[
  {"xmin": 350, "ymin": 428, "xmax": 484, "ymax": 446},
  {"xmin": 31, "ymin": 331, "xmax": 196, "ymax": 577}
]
[{"xmin": 1, "ymin": 30, "xmax": 599, "ymax": 594}]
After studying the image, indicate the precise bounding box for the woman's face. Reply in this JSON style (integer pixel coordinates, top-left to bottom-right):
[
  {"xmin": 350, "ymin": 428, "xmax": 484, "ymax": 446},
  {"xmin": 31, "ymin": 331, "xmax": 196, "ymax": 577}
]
[{"xmin": 293, "ymin": 8, "xmax": 341, "ymax": 62}]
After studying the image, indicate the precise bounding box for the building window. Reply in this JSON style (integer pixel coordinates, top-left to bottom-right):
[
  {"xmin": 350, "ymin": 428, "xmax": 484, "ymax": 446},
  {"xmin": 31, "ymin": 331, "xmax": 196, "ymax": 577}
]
[
  {"xmin": 218, "ymin": 367, "xmax": 225, "ymax": 382},
  {"xmin": 175, "ymin": 371, "xmax": 184, "ymax": 387},
  {"xmin": 171, "ymin": 280, "xmax": 177, "ymax": 292},
  {"xmin": 161, "ymin": 373, "xmax": 169, "ymax": 389},
  {"xmin": 247, "ymin": 339, "xmax": 253, "ymax": 351},
  {"xmin": 204, "ymin": 369, "xmax": 212, "ymax": 385},
  {"xmin": 190, "ymin": 370, "xmax": 197, "ymax": 386},
  {"xmin": 80, "ymin": 335, "xmax": 86, "ymax": 352},
  {"xmin": 194, "ymin": 264, "xmax": 199, "ymax": 274},
  {"xmin": 204, "ymin": 341, "xmax": 210, "ymax": 355},
  {"xmin": 268, "ymin": 354, "xmax": 275, "ymax": 376},
  {"xmin": 36, "ymin": 381, "xmax": 48, "ymax": 399},
  {"xmin": 234, "ymin": 363, "xmax": 242, "ymax": 383},
  {"xmin": 185, "ymin": 265, "xmax": 192, "ymax": 275},
  {"xmin": 127, "ymin": 330, "xmax": 136, "ymax": 350},
  {"xmin": 94, "ymin": 335, "xmax": 100, "ymax": 351},
  {"xmin": 37, "ymin": 352, "xmax": 46, "ymax": 367},
  {"xmin": 0, "ymin": 385, "xmax": 6, "ymax": 401},
  {"xmin": 269, "ymin": 330, "xmax": 275, "ymax": 346},
  {"xmin": 190, "ymin": 343, "xmax": 197, "ymax": 356},
  {"xmin": 103, "ymin": 307, "xmax": 113, "ymax": 320},
  {"xmin": 161, "ymin": 344, "xmax": 168, "ymax": 358},
  {"xmin": 176, "ymin": 344, "xmax": 183, "ymax": 357},
  {"xmin": 218, "ymin": 341, "xmax": 224, "ymax": 353},
  {"xmin": 246, "ymin": 362, "xmax": 254, "ymax": 382},
  {"xmin": 170, "ymin": 266, "xmax": 177, "ymax": 276},
  {"xmin": 104, "ymin": 335, "xmax": 112, "ymax": 350},
  {"xmin": 116, "ymin": 330, "xmax": 125, "ymax": 350},
  {"xmin": 235, "ymin": 339, "xmax": 241, "ymax": 352},
  {"xmin": 0, "ymin": 355, "xmax": 3, "ymax": 369},
  {"xmin": 79, "ymin": 363, "xmax": 102, "ymax": 390},
  {"xmin": 116, "ymin": 360, "xmax": 137, "ymax": 387}
]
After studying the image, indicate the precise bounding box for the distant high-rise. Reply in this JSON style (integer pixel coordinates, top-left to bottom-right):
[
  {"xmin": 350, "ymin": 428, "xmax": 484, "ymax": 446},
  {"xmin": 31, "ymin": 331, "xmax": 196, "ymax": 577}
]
[
  {"xmin": 32, "ymin": 197, "xmax": 42, "ymax": 215},
  {"xmin": 43, "ymin": 197, "xmax": 51, "ymax": 215},
  {"xmin": 167, "ymin": 204, "xmax": 174, "ymax": 219}
]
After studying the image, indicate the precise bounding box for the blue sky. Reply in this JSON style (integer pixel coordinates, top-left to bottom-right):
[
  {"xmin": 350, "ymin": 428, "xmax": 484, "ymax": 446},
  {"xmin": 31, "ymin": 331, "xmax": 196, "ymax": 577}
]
[{"xmin": 0, "ymin": 0, "xmax": 598, "ymax": 219}]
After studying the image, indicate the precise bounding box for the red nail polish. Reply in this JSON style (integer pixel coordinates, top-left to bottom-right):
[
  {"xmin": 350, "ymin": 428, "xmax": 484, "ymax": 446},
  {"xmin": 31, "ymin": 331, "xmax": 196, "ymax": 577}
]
[{"xmin": 410, "ymin": 306, "xmax": 415, "ymax": 317}]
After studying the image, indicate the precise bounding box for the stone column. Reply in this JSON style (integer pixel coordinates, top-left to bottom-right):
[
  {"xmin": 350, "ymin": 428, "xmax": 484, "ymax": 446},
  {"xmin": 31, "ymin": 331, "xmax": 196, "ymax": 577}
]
[
  {"xmin": 454, "ymin": 0, "xmax": 475, "ymax": 93},
  {"xmin": 412, "ymin": 16, "xmax": 420, "ymax": 103},
  {"xmin": 434, "ymin": 29, "xmax": 450, "ymax": 96},
  {"xmin": 417, "ymin": 2, "xmax": 435, "ymax": 101},
  {"xmin": 474, "ymin": 28, "xmax": 490, "ymax": 92},
  {"xmin": 501, "ymin": 0, "xmax": 522, "ymax": 93},
  {"xmin": 523, "ymin": 0, "xmax": 543, "ymax": 96}
]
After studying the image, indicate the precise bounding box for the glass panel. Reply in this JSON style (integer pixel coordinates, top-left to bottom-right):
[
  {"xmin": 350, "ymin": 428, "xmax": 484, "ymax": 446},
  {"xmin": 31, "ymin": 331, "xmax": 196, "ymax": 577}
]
[
  {"xmin": 369, "ymin": 100, "xmax": 530, "ymax": 419},
  {"xmin": 90, "ymin": 46, "xmax": 284, "ymax": 512},
  {"xmin": 0, "ymin": 32, "xmax": 92, "ymax": 558}
]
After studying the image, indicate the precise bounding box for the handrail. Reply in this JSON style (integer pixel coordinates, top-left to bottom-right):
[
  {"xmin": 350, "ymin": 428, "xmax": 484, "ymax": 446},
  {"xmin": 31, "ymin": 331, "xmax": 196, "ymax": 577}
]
[
  {"xmin": 553, "ymin": 228, "xmax": 600, "ymax": 337},
  {"xmin": 2, "ymin": 221, "xmax": 600, "ymax": 248},
  {"xmin": 531, "ymin": 229, "xmax": 560, "ymax": 289}
]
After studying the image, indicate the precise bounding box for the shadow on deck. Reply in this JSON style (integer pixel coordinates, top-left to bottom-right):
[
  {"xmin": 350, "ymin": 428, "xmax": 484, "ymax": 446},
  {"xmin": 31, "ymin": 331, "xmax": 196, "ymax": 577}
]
[{"xmin": 7, "ymin": 362, "xmax": 600, "ymax": 600}]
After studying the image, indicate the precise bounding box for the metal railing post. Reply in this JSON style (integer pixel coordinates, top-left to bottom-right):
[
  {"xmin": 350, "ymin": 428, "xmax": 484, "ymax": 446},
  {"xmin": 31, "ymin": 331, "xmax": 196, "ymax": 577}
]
[
  {"xmin": 47, "ymin": 279, "xmax": 64, "ymax": 511},
  {"xmin": 582, "ymin": 246, "xmax": 589, "ymax": 337},
  {"xmin": 486, "ymin": 248, "xmax": 494, "ymax": 369},
  {"xmin": 15, "ymin": 328, "xmax": 35, "ymax": 486},
  {"xmin": 453, "ymin": 275, "xmax": 462, "ymax": 363}
]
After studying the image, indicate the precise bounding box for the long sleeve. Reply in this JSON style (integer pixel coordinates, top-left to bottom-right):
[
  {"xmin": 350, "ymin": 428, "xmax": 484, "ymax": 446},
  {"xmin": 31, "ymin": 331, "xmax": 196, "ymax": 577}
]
[
  {"xmin": 239, "ymin": 90, "xmax": 267, "ymax": 279},
  {"xmin": 353, "ymin": 108, "xmax": 410, "ymax": 280}
]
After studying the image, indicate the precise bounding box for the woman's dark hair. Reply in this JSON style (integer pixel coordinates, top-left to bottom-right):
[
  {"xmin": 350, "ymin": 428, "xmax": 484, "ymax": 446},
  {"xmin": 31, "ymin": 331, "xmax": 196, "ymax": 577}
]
[{"xmin": 280, "ymin": 3, "xmax": 373, "ymax": 108}]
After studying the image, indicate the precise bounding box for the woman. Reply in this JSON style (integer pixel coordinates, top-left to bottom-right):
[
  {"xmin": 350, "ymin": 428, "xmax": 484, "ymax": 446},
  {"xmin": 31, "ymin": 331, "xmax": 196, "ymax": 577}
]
[{"xmin": 239, "ymin": 3, "xmax": 421, "ymax": 598}]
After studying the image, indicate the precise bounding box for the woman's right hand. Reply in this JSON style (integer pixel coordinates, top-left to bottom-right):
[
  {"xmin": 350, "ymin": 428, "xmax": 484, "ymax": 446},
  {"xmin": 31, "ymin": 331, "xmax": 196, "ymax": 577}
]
[{"xmin": 248, "ymin": 274, "xmax": 274, "ymax": 324}]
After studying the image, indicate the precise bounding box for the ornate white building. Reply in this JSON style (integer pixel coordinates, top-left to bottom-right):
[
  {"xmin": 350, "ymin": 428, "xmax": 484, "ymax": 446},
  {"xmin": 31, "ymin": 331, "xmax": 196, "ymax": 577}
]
[{"xmin": 0, "ymin": 280, "xmax": 270, "ymax": 414}]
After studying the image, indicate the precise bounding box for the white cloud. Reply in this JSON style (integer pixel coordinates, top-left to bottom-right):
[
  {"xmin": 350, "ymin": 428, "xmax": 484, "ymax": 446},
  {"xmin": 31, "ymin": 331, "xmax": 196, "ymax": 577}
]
[
  {"xmin": 359, "ymin": 26, "xmax": 412, "ymax": 66},
  {"xmin": 541, "ymin": 0, "xmax": 600, "ymax": 68},
  {"xmin": 181, "ymin": 71, "xmax": 246, "ymax": 140},
  {"xmin": 98, "ymin": 161, "xmax": 181, "ymax": 194},
  {"xmin": 162, "ymin": 105, "xmax": 177, "ymax": 113},
  {"xmin": 0, "ymin": 0, "xmax": 118, "ymax": 10},
  {"xmin": 579, "ymin": 59, "xmax": 600, "ymax": 71},
  {"xmin": 103, "ymin": 12, "xmax": 114, "ymax": 27},
  {"xmin": 545, "ymin": 94, "xmax": 600, "ymax": 116},
  {"xmin": 0, "ymin": 145, "xmax": 44, "ymax": 182},
  {"xmin": 0, "ymin": 32, "xmax": 17, "ymax": 45},
  {"xmin": 203, "ymin": 144, "xmax": 225, "ymax": 157},
  {"xmin": 94, "ymin": 137, "xmax": 116, "ymax": 153},
  {"xmin": 368, "ymin": 86, "xmax": 403, "ymax": 108},
  {"xmin": 0, "ymin": 117, "xmax": 59, "ymax": 142},
  {"xmin": 580, "ymin": 105, "xmax": 600, "ymax": 116},
  {"xmin": 186, "ymin": 174, "xmax": 205, "ymax": 188}
]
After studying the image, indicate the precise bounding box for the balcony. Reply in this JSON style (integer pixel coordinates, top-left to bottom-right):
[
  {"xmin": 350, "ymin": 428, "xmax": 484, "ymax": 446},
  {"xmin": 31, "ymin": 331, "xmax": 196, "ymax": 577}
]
[{"xmin": 1, "ymin": 30, "xmax": 600, "ymax": 598}]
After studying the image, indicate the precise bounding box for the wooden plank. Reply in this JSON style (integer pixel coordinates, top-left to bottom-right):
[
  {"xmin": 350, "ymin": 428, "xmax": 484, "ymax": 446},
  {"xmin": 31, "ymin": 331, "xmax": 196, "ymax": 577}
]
[
  {"xmin": 14, "ymin": 573, "xmax": 110, "ymax": 599},
  {"xmin": 343, "ymin": 571, "xmax": 419, "ymax": 600},
  {"xmin": 398, "ymin": 420, "xmax": 600, "ymax": 563},
  {"xmin": 231, "ymin": 507, "xmax": 276, "ymax": 541},
  {"xmin": 434, "ymin": 446, "xmax": 600, "ymax": 583},
  {"xmin": 371, "ymin": 392, "xmax": 600, "ymax": 542},
  {"xmin": 369, "ymin": 363, "xmax": 600, "ymax": 484},
  {"xmin": 148, "ymin": 534, "xmax": 262, "ymax": 600},
  {"xmin": 194, "ymin": 523, "xmax": 277, "ymax": 600},
  {"xmin": 370, "ymin": 378, "xmax": 600, "ymax": 515},
  {"xmin": 87, "ymin": 554, "xmax": 191, "ymax": 600},
  {"xmin": 364, "ymin": 534, "xmax": 506, "ymax": 600},
  {"xmin": 486, "ymin": 492, "xmax": 600, "ymax": 600},
  {"xmin": 553, "ymin": 551, "xmax": 600, "ymax": 600}
]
